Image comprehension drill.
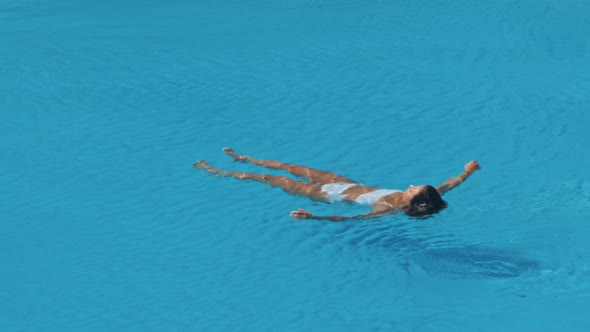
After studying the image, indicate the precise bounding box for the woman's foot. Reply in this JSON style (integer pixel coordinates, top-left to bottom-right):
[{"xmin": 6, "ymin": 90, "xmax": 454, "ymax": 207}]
[
  {"xmin": 193, "ymin": 160, "xmax": 210, "ymax": 169},
  {"xmin": 193, "ymin": 160, "xmax": 225, "ymax": 176},
  {"xmin": 223, "ymin": 147, "xmax": 249, "ymax": 162}
]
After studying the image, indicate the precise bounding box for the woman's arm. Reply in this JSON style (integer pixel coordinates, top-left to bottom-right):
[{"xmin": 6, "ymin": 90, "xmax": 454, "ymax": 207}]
[
  {"xmin": 436, "ymin": 160, "xmax": 481, "ymax": 196},
  {"xmin": 290, "ymin": 206, "xmax": 399, "ymax": 222}
]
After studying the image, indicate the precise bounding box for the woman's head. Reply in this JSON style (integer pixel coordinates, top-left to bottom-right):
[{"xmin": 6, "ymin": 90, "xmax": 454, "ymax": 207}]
[{"xmin": 402, "ymin": 185, "xmax": 447, "ymax": 217}]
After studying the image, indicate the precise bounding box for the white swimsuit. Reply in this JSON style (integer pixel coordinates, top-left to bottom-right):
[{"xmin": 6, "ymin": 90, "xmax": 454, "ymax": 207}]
[
  {"xmin": 320, "ymin": 182, "xmax": 402, "ymax": 205},
  {"xmin": 320, "ymin": 182, "xmax": 359, "ymax": 202},
  {"xmin": 355, "ymin": 189, "xmax": 403, "ymax": 205}
]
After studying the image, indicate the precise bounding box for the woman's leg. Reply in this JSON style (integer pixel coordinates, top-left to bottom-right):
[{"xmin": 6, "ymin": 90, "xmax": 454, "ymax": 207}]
[
  {"xmin": 194, "ymin": 160, "xmax": 328, "ymax": 201},
  {"xmin": 222, "ymin": 148, "xmax": 356, "ymax": 185}
]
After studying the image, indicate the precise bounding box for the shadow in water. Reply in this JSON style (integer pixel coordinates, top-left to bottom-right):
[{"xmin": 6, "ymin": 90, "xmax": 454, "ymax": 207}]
[
  {"xmin": 344, "ymin": 223, "xmax": 542, "ymax": 279},
  {"xmin": 408, "ymin": 245, "xmax": 541, "ymax": 279}
]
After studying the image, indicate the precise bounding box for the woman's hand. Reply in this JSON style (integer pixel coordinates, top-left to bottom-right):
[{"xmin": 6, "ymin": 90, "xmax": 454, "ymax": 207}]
[
  {"xmin": 465, "ymin": 160, "xmax": 481, "ymax": 174},
  {"xmin": 437, "ymin": 161, "xmax": 481, "ymax": 196},
  {"xmin": 290, "ymin": 208, "xmax": 313, "ymax": 219}
]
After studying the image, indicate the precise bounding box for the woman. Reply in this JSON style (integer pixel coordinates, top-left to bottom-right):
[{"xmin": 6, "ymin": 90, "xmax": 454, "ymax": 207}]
[{"xmin": 194, "ymin": 148, "xmax": 481, "ymax": 221}]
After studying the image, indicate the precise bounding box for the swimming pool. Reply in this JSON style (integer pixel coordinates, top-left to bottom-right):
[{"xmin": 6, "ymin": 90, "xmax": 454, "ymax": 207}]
[{"xmin": 2, "ymin": 0, "xmax": 590, "ymax": 330}]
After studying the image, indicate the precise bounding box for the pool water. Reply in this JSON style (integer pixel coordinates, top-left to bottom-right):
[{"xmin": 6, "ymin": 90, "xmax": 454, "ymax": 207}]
[{"xmin": 2, "ymin": 0, "xmax": 590, "ymax": 331}]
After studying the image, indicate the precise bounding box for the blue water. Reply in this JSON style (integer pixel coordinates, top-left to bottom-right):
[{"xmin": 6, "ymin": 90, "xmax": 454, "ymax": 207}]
[{"xmin": 2, "ymin": 0, "xmax": 590, "ymax": 330}]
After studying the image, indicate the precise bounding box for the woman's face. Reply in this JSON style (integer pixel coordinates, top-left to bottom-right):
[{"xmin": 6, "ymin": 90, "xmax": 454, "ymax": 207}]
[{"xmin": 403, "ymin": 184, "xmax": 425, "ymax": 201}]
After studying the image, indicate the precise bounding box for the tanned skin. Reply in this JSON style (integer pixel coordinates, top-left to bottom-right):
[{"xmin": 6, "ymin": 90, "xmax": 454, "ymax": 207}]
[{"xmin": 194, "ymin": 148, "xmax": 481, "ymax": 221}]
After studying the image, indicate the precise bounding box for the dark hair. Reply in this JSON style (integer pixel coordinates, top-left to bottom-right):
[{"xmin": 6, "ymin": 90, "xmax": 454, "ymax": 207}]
[{"xmin": 403, "ymin": 185, "xmax": 447, "ymax": 217}]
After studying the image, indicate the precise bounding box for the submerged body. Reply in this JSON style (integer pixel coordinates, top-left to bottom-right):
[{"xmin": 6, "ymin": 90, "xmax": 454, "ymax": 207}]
[{"xmin": 195, "ymin": 148, "xmax": 481, "ymax": 221}]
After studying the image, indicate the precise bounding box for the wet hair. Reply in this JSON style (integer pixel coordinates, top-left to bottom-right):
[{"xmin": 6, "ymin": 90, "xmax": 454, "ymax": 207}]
[{"xmin": 403, "ymin": 185, "xmax": 448, "ymax": 217}]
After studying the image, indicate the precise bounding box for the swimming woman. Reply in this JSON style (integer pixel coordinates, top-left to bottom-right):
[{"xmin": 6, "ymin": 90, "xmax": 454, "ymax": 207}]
[{"xmin": 194, "ymin": 148, "xmax": 481, "ymax": 221}]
